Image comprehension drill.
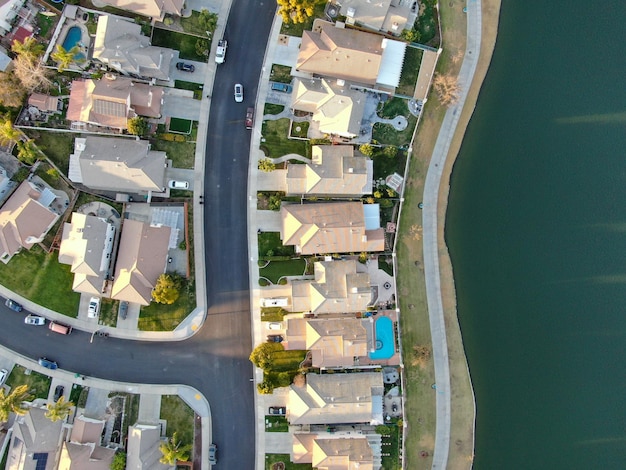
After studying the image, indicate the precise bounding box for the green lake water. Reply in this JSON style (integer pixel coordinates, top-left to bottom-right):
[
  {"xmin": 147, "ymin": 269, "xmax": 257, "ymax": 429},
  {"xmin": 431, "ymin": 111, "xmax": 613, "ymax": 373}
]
[{"xmin": 445, "ymin": 1, "xmax": 626, "ymax": 468}]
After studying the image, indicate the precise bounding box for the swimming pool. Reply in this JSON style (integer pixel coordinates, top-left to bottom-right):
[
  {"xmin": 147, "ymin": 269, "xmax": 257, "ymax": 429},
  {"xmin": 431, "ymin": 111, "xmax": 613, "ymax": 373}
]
[
  {"xmin": 62, "ymin": 26, "xmax": 82, "ymax": 52},
  {"xmin": 369, "ymin": 316, "xmax": 395, "ymax": 360}
]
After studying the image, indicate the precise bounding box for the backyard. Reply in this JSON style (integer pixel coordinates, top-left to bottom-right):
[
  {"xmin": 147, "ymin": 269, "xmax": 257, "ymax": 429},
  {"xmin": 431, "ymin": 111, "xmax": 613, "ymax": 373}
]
[{"xmin": 397, "ymin": 47, "xmax": 424, "ymax": 97}]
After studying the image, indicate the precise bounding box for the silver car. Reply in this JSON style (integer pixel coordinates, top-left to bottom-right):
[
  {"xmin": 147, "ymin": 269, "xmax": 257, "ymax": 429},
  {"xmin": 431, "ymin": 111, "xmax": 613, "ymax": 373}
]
[{"xmin": 234, "ymin": 83, "xmax": 243, "ymax": 103}]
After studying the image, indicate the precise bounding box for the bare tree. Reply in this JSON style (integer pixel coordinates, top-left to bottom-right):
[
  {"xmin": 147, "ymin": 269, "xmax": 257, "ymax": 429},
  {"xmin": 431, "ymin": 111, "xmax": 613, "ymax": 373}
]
[
  {"xmin": 0, "ymin": 72, "xmax": 27, "ymax": 107},
  {"xmin": 12, "ymin": 55, "xmax": 52, "ymax": 93},
  {"xmin": 432, "ymin": 73, "xmax": 461, "ymax": 107}
]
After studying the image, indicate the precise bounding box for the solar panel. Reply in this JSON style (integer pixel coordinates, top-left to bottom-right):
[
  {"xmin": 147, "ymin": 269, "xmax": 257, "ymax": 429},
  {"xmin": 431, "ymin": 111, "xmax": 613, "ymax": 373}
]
[{"xmin": 33, "ymin": 452, "xmax": 48, "ymax": 470}]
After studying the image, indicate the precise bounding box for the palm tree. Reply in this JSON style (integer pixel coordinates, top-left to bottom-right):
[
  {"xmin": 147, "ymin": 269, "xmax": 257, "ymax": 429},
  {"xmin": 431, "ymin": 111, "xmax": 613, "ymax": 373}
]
[
  {"xmin": 159, "ymin": 432, "xmax": 192, "ymax": 465},
  {"xmin": 51, "ymin": 45, "xmax": 84, "ymax": 72},
  {"xmin": 0, "ymin": 119, "xmax": 22, "ymax": 146},
  {"xmin": 45, "ymin": 396, "xmax": 73, "ymax": 422},
  {"xmin": 0, "ymin": 384, "xmax": 33, "ymax": 422},
  {"xmin": 11, "ymin": 36, "xmax": 44, "ymax": 61},
  {"xmin": 16, "ymin": 139, "xmax": 40, "ymax": 165}
]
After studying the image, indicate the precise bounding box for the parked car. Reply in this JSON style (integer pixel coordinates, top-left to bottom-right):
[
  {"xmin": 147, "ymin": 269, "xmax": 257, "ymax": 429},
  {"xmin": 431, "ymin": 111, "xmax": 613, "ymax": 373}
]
[
  {"xmin": 53, "ymin": 385, "xmax": 64, "ymax": 401},
  {"xmin": 245, "ymin": 107, "xmax": 254, "ymax": 130},
  {"xmin": 208, "ymin": 443, "xmax": 217, "ymax": 465},
  {"xmin": 270, "ymin": 82, "xmax": 293, "ymax": 93},
  {"xmin": 5, "ymin": 299, "xmax": 23, "ymax": 312},
  {"xmin": 267, "ymin": 335, "xmax": 283, "ymax": 343},
  {"xmin": 119, "ymin": 301, "xmax": 129, "ymax": 319},
  {"xmin": 215, "ymin": 39, "xmax": 227, "ymax": 64},
  {"xmin": 38, "ymin": 357, "xmax": 58, "ymax": 370},
  {"xmin": 176, "ymin": 62, "xmax": 195, "ymax": 72},
  {"xmin": 24, "ymin": 314, "xmax": 46, "ymax": 326},
  {"xmin": 88, "ymin": 297, "xmax": 100, "ymax": 318},
  {"xmin": 268, "ymin": 322, "xmax": 283, "ymax": 330},
  {"xmin": 169, "ymin": 180, "xmax": 189, "ymax": 190},
  {"xmin": 268, "ymin": 406, "xmax": 286, "ymax": 415},
  {"xmin": 392, "ymin": 402, "xmax": 398, "ymax": 413},
  {"xmin": 0, "ymin": 368, "xmax": 8, "ymax": 385},
  {"xmin": 234, "ymin": 83, "xmax": 244, "ymax": 103}
]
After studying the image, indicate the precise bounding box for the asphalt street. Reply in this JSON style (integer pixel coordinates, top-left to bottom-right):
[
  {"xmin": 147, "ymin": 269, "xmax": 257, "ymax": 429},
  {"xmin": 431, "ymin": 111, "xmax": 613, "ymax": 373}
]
[{"xmin": 0, "ymin": 2, "xmax": 276, "ymax": 469}]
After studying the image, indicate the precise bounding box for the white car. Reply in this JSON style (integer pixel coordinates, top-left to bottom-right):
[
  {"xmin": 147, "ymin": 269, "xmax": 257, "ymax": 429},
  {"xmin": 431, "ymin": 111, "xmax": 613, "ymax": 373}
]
[
  {"xmin": 169, "ymin": 180, "xmax": 189, "ymax": 190},
  {"xmin": 88, "ymin": 297, "xmax": 100, "ymax": 318},
  {"xmin": 215, "ymin": 39, "xmax": 227, "ymax": 64},
  {"xmin": 268, "ymin": 322, "xmax": 283, "ymax": 330},
  {"xmin": 0, "ymin": 368, "xmax": 8, "ymax": 385},
  {"xmin": 25, "ymin": 314, "xmax": 46, "ymax": 326},
  {"xmin": 234, "ymin": 83, "xmax": 244, "ymax": 103}
]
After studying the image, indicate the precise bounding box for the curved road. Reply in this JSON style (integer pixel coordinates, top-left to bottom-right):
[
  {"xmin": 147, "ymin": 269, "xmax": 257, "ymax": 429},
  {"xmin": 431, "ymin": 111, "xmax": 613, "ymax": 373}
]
[{"xmin": 0, "ymin": 2, "xmax": 275, "ymax": 469}]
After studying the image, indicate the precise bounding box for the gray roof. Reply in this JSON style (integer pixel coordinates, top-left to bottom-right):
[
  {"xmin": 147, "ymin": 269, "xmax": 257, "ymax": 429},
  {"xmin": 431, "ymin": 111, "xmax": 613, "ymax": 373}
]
[
  {"xmin": 126, "ymin": 424, "xmax": 173, "ymax": 470},
  {"xmin": 6, "ymin": 407, "xmax": 63, "ymax": 470}
]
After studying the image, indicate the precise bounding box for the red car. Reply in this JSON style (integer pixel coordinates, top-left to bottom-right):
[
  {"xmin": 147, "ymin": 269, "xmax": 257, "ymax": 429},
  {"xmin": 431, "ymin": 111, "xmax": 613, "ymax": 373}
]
[{"xmin": 245, "ymin": 107, "xmax": 254, "ymax": 130}]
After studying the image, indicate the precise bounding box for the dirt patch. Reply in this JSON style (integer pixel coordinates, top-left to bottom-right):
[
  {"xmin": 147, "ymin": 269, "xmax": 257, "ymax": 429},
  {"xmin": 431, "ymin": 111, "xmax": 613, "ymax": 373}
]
[{"xmin": 271, "ymin": 463, "xmax": 285, "ymax": 470}]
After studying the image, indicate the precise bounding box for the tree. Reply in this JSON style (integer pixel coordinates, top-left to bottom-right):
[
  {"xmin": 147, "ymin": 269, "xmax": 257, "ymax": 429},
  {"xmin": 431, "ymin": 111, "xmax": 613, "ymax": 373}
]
[
  {"xmin": 159, "ymin": 432, "xmax": 192, "ymax": 465},
  {"xmin": 258, "ymin": 158, "xmax": 276, "ymax": 172},
  {"xmin": 12, "ymin": 54, "xmax": 52, "ymax": 93},
  {"xmin": 51, "ymin": 44, "xmax": 83, "ymax": 72},
  {"xmin": 400, "ymin": 29, "xmax": 420, "ymax": 43},
  {"xmin": 432, "ymin": 73, "xmax": 461, "ymax": 107},
  {"xmin": 0, "ymin": 72, "xmax": 26, "ymax": 108},
  {"xmin": 257, "ymin": 381, "xmax": 274, "ymax": 394},
  {"xmin": 16, "ymin": 139, "xmax": 40, "ymax": 165},
  {"xmin": 276, "ymin": 0, "xmax": 324, "ymax": 24},
  {"xmin": 111, "ymin": 452, "xmax": 127, "ymax": 470},
  {"xmin": 383, "ymin": 145, "xmax": 398, "ymax": 159},
  {"xmin": 0, "ymin": 119, "xmax": 22, "ymax": 146},
  {"xmin": 359, "ymin": 144, "xmax": 375, "ymax": 157},
  {"xmin": 198, "ymin": 9, "xmax": 217, "ymax": 33},
  {"xmin": 45, "ymin": 395, "xmax": 73, "ymax": 422},
  {"xmin": 0, "ymin": 384, "xmax": 33, "ymax": 422},
  {"xmin": 127, "ymin": 116, "xmax": 148, "ymax": 136},
  {"xmin": 11, "ymin": 37, "xmax": 44, "ymax": 62},
  {"xmin": 152, "ymin": 273, "xmax": 182, "ymax": 304},
  {"xmin": 249, "ymin": 342, "xmax": 284, "ymax": 370},
  {"xmin": 195, "ymin": 38, "xmax": 209, "ymax": 57},
  {"xmin": 268, "ymin": 194, "xmax": 282, "ymax": 211}
]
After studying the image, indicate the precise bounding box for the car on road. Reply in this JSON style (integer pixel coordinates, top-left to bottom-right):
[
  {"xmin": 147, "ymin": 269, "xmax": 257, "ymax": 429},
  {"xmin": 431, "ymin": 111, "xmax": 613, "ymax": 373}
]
[
  {"xmin": 53, "ymin": 385, "xmax": 64, "ymax": 401},
  {"xmin": 270, "ymin": 82, "xmax": 293, "ymax": 93},
  {"xmin": 0, "ymin": 368, "xmax": 8, "ymax": 385},
  {"xmin": 38, "ymin": 358, "xmax": 58, "ymax": 370},
  {"xmin": 215, "ymin": 39, "xmax": 227, "ymax": 64},
  {"xmin": 245, "ymin": 107, "xmax": 254, "ymax": 130},
  {"xmin": 268, "ymin": 406, "xmax": 286, "ymax": 415},
  {"xmin": 267, "ymin": 335, "xmax": 283, "ymax": 343},
  {"xmin": 176, "ymin": 62, "xmax": 195, "ymax": 72},
  {"xmin": 119, "ymin": 301, "xmax": 129, "ymax": 319},
  {"xmin": 25, "ymin": 314, "xmax": 46, "ymax": 326},
  {"xmin": 268, "ymin": 322, "xmax": 283, "ymax": 330},
  {"xmin": 208, "ymin": 443, "xmax": 217, "ymax": 465},
  {"xmin": 169, "ymin": 180, "xmax": 189, "ymax": 190},
  {"xmin": 88, "ymin": 297, "xmax": 100, "ymax": 318},
  {"xmin": 5, "ymin": 299, "xmax": 23, "ymax": 312},
  {"xmin": 234, "ymin": 83, "xmax": 244, "ymax": 103}
]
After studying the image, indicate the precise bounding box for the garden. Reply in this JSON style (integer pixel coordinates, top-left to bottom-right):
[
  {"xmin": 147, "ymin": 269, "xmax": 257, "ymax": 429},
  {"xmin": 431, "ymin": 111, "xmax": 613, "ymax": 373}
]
[{"xmin": 259, "ymin": 258, "xmax": 307, "ymax": 285}]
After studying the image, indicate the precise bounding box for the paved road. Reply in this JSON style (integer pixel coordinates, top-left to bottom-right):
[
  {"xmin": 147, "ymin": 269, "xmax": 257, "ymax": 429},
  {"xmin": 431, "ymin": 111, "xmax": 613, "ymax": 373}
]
[
  {"xmin": 422, "ymin": 1, "xmax": 482, "ymax": 469},
  {"xmin": 0, "ymin": 2, "xmax": 275, "ymax": 469}
]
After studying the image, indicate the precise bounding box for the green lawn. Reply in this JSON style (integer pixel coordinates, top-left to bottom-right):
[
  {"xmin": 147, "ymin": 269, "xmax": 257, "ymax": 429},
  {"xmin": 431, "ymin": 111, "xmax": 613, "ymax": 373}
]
[
  {"xmin": 160, "ymin": 395, "xmax": 195, "ymax": 444},
  {"xmin": 24, "ymin": 129, "xmax": 74, "ymax": 174},
  {"xmin": 264, "ymin": 103, "xmax": 285, "ymax": 115},
  {"xmin": 416, "ymin": 0, "xmax": 441, "ymax": 47},
  {"xmin": 265, "ymin": 454, "xmax": 312, "ymax": 470},
  {"xmin": 179, "ymin": 10, "xmax": 216, "ymax": 36},
  {"xmin": 169, "ymin": 118, "xmax": 193, "ymax": 134},
  {"xmin": 151, "ymin": 139, "xmax": 196, "ymax": 169},
  {"xmin": 271, "ymin": 350, "xmax": 307, "ymax": 372},
  {"xmin": 373, "ymin": 150, "xmax": 408, "ymax": 181},
  {"xmin": 258, "ymin": 232, "xmax": 295, "ymax": 258},
  {"xmin": 379, "ymin": 97, "xmax": 411, "ymax": 119},
  {"xmin": 36, "ymin": 13, "xmax": 55, "ymax": 37},
  {"xmin": 260, "ymin": 259, "xmax": 306, "ymax": 284},
  {"xmin": 397, "ymin": 47, "xmax": 424, "ymax": 96},
  {"xmin": 6, "ymin": 365, "xmax": 52, "ymax": 400},
  {"xmin": 151, "ymin": 28, "xmax": 209, "ymax": 62},
  {"xmin": 373, "ymin": 115, "xmax": 418, "ymax": 147},
  {"xmin": 290, "ymin": 121, "xmax": 309, "ymax": 139},
  {"xmin": 98, "ymin": 298, "xmax": 120, "ymax": 327},
  {"xmin": 260, "ymin": 307, "xmax": 289, "ymax": 322},
  {"xmin": 269, "ymin": 65, "xmax": 293, "ymax": 84},
  {"xmin": 380, "ymin": 424, "xmax": 402, "ymax": 469},
  {"xmin": 265, "ymin": 415, "xmax": 289, "ymax": 432},
  {"xmin": 138, "ymin": 279, "xmax": 196, "ymax": 331},
  {"xmin": 261, "ymin": 119, "xmax": 308, "ymax": 159}
]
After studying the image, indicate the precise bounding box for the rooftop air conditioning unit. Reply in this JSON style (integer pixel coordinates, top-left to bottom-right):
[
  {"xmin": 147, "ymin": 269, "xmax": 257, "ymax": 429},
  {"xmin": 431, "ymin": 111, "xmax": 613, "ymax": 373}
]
[
  {"xmin": 337, "ymin": 79, "xmax": 345, "ymax": 87},
  {"xmin": 346, "ymin": 7, "xmax": 356, "ymax": 18}
]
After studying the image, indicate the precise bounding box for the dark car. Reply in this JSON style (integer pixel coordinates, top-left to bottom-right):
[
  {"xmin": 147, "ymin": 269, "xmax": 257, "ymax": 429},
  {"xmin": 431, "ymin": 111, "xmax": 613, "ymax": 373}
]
[
  {"xmin": 270, "ymin": 82, "xmax": 293, "ymax": 93},
  {"xmin": 53, "ymin": 385, "xmax": 64, "ymax": 401},
  {"xmin": 208, "ymin": 443, "xmax": 217, "ymax": 465},
  {"xmin": 38, "ymin": 357, "xmax": 58, "ymax": 370},
  {"xmin": 119, "ymin": 301, "xmax": 129, "ymax": 319},
  {"xmin": 5, "ymin": 299, "xmax": 23, "ymax": 312},
  {"xmin": 267, "ymin": 335, "xmax": 283, "ymax": 343},
  {"xmin": 176, "ymin": 62, "xmax": 195, "ymax": 72},
  {"xmin": 392, "ymin": 402, "xmax": 398, "ymax": 413},
  {"xmin": 268, "ymin": 406, "xmax": 286, "ymax": 415}
]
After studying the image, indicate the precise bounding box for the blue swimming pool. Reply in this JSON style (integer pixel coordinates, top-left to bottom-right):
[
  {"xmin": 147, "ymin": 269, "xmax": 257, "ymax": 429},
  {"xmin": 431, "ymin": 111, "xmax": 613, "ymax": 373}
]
[
  {"xmin": 62, "ymin": 26, "xmax": 82, "ymax": 51},
  {"xmin": 369, "ymin": 316, "xmax": 395, "ymax": 360}
]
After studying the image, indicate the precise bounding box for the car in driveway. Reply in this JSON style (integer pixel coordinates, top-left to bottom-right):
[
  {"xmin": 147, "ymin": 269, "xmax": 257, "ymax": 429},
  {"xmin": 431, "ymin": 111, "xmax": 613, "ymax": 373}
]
[
  {"xmin": 267, "ymin": 335, "xmax": 283, "ymax": 343},
  {"xmin": 208, "ymin": 443, "xmax": 217, "ymax": 465},
  {"xmin": 234, "ymin": 83, "xmax": 244, "ymax": 103},
  {"xmin": 268, "ymin": 322, "xmax": 283, "ymax": 330},
  {"xmin": 176, "ymin": 62, "xmax": 195, "ymax": 72},
  {"xmin": 270, "ymin": 82, "xmax": 292, "ymax": 93},
  {"xmin": 53, "ymin": 385, "xmax": 64, "ymax": 401},
  {"xmin": 119, "ymin": 301, "xmax": 129, "ymax": 319},
  {"xmin": 25, "ymin": 314, "xmax": 46, "ymax": 326},
  {"xmin": 38, "ymin": 358, "xmax": 58, "ymax": 370},
  {"xmin": 5, "ymin": 299, "xmax": 23, "ymax": 312},
  {"xmin": 88, "ymin": 297, "xmax": 100, "ymax": 318},
  {"xmin": 268, "ymin": 406, "xmax": 286, "ymax": 415},
  {"xmin": 169, "ymin": 180, "xmax": 189, "ymax": 190}
]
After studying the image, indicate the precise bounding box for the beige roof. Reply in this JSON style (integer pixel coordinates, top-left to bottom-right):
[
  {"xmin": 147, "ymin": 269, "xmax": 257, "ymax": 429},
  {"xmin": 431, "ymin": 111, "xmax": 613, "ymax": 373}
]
[
  {"xmin": 58, "ymin": 213, "xmax": 115, "ymax": 295},
  {"xmin": 59, "ymin": 442, "xmax": 116, "ymax": 470},
  {"xmin": 290, "ymin": 260, "xmax": 371, "ymax": 314},
  {"xmin": 111, "ymin": 219, "xmax": 170, "ymax": 305},
  {"xmin": 6, "ymin": 407, "xmax": 63, "ymax": 469},
  {"xmin": 306, "ymin": 318, "xmax": 371, "ymax": 367},
  {"xmin": 28, "ymin": 93, "xmax": 59, "ymax": 112},
  {"xmin": 296, "ymin": 21, "xmax": 384, "ymax": 85},
  {"xmin": 280, "ymin": 202, "xmax": 384, "ymax": 255},
  {"xmin": 69, "ymin": 136, "xmax": 167, "ymax": 192},
  {"xmin": 70, "ymin": 415, "xmax": 105, "ymax": 444},
  {"xmin": 126, "ymin": 424, "xmax": 173, "ymax": 470},
  {"xmin": 93, "ymin": 16, "xmax": 173, "ymax": 80},
  {"xmin": 0, "ymin": 180, "xmax": 58, "ymax": 262},
  {"xmin": 67, "ymin": 77, "xmax": 163, "ymax": 130},
  {"xmin": 339, "ymin": 0, "xmax": 409, "ymax": 34},
  {"xmin": 414, "ymin": 49, "xmax": 439, "ymax": 102},
  {"xmin": 313, "ymin": 437, "xmax": 374, "ymax": 470},
  {"xmin": 97, "ymin": 0, "xmax": 183, "ymax": 21},
  {"xmin": 288, "ymin": 372, "xmax": 384, "ymax": 425},
  {"xmin": 287, "ymin": 145, "xmax": 372, "ymax": 196}
]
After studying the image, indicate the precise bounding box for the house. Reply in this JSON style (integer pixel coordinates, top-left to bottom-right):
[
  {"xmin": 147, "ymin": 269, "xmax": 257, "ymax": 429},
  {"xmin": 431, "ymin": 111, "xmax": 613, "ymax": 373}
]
[
  {"xmin": 93, "ymin": 16, "xmax": 174, "ymax": 81},
  {"xmin": 336, "ymin": 0, "xmax": 412, "ymax": 36},
  {"xmin": 0, "ymin": 180, "xmax": 60, "ymax": 264},
  {"xmin": 95, "ymin": 0, "xmax": 183, "ymax": 22},
  {"xmin": 67, "ymin": 76, "xmax": 164, "ymax": 131},
  {"xmin": 292, "ymin": 433, "xmax": 381, "ymax": 470},
  {"xmin": 288, "ymin": 372, "xmax": 384, "ymax": 425},
  {"xmin": 286, "ymin": 144, "xmax": 372, "ymax": 196},
  {"xmin": 126, "ymin": 423, "xmax": 174, "ymax": 470},
  {"xmin": 5, "ymin": 406, "xmax": 64, "ymax": 470},
  {"xmin": 290, "ymin": 259, "xmax": 371, "ymax": 314},
  {"xmin": 296, "ymin": 20, "xmax": 406, "ymax": 90},
  {"xmin": 0, "ymin": 0, "xmax": 26, "ymax": 36},
  {"xmin": 28, "ymin": 94, "xmax": 60, "ymax": 113},
  {"xmin": 280, "ymin": 202, "xmax": 385, "ymax": 255},
  {"xmin": 0, "ymin": 164, "xmax": 15, "ymax": 202},
  {"xmin": 286, "ymin": 317, "xmax": 373, "ymax": 368},
  {"xmin": 58, "ymin": 415, "xmax": 116, "ymax": 470},
  {"xmin": 58, "ymin": 213, "xmax": 116, "ymax": 296},
  {"xmin": 68, "ymin": 136, "xmax": 168, "ymax": 193},
  {"xmin": 110, "ymin": 219, "xmax": 171, "ymax": 305},
  {"xmin": 290, "ymin": 78, "xmax": 367, "ymax": 139}
]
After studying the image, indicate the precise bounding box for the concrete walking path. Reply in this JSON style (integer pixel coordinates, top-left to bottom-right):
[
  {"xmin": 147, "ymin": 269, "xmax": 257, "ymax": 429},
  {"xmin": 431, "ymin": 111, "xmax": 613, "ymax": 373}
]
[{"xmin": 422, "ymin": 1, "xmax": 482, "ymax": 469}]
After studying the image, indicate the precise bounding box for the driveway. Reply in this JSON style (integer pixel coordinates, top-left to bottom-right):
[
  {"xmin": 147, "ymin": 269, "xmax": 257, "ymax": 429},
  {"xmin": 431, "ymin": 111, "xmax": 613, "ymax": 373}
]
[{"xmin": 162, "ymin": 90, "xmax": 202, "ymax": 121}]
